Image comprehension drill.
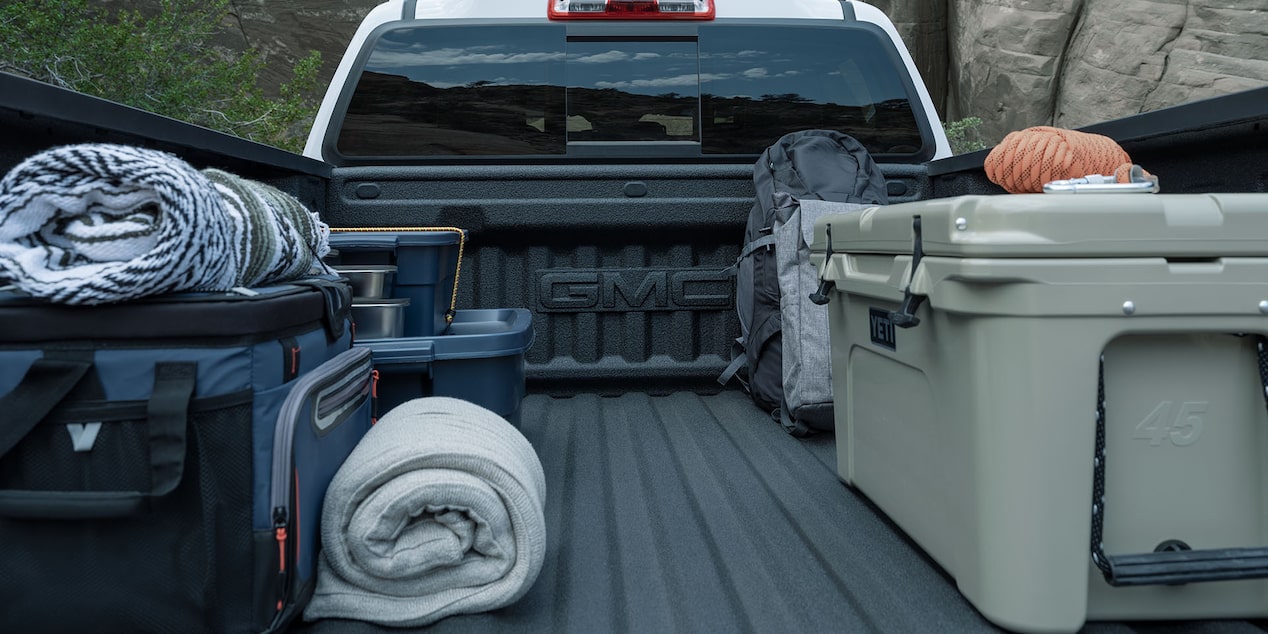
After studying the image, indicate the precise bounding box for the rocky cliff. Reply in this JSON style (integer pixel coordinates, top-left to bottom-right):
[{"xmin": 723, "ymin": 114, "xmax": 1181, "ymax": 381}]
[
  {"xmin": 197, "ymin": 0, "xmax": 1268, "ymax": 148},
  {"xmin": 882, "ymin": 0, "xmax": 1268, "ymax": 144}
]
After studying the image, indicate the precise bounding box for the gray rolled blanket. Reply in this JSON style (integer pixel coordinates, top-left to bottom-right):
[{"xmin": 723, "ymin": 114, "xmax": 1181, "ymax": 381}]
[
  {"xmin": 0, "ymin": 143, "xmax": 329, "ymax": 304},
  {"xmin": 305, "ymin": 396, "xmax": 547, "ymax": 627}
]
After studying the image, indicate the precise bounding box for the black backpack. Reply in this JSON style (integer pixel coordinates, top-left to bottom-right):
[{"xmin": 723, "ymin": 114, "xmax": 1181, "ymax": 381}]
[{"xmin": 720, "ymin": 130, "xmax": 888, "ymax": 434}]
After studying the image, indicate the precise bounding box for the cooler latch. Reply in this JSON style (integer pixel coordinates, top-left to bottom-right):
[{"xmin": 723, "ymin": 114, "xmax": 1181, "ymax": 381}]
[
  {"xmin": 888, "ymin": 215, "xmax": 926, "ymax": 329},
  {"xmin": 809, "ymin": 224, "xmax": 835, "ymax": 306}
]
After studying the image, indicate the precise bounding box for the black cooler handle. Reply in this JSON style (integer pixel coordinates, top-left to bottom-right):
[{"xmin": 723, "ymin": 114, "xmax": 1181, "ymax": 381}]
[
  {"xmin": 0, "ymin": 357, "xmax": 195, "ymax": 519},
  {"xmin": 1089, "ymin": 335, "xmax": 1268, "ymax": 586}
]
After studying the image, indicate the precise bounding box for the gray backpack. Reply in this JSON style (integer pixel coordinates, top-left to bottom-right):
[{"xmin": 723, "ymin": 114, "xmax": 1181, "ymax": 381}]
[{"xmin": 719, "ymin": 130, "xmax": 888, "ymax": 436}]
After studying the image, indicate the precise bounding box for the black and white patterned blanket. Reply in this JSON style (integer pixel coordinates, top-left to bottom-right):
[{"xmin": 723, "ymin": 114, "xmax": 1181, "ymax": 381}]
[{"xmin": 0, "ymin": 143, "xmax": 329, "ymax": 304}]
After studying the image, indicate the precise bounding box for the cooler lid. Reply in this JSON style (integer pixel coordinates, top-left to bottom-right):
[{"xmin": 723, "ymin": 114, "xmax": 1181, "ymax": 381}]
[{"xmin": 813, "ymin": 194, "xmax": 1268, "ymax": 258}]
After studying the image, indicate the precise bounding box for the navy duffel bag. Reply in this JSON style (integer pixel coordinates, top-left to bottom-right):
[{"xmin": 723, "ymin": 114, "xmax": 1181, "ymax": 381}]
[{"xmin": 0, "ymin": 278, "xmax": 374, "ymax": 633}]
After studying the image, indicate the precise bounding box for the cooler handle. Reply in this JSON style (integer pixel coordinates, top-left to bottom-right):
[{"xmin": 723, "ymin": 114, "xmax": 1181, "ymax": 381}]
[
  {"xmin": 1089, "ymin": 336, "xmax": 1268, "ymax": 586},
  {"xmin": 0, "ymin": 361, "xmax": 195, "ymax": 520}
]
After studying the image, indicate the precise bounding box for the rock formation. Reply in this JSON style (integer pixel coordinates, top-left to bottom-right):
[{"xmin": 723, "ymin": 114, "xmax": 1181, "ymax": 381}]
[{"xmin": 888, "ymin": 0, "xmax": 1268, "ymax": 144}]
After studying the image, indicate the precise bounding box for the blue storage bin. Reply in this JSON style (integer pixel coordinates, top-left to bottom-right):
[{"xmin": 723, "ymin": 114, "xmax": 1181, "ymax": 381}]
[
  {"xmin": 355, "ymin": 308, "xmax": 534, "ymax": 425},
  {"xmin": 329, "ymin": 231, "xmax": 463, "ymax": 337}
]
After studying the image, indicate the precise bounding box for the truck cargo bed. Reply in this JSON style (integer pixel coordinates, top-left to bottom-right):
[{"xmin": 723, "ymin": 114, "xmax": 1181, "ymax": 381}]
[{"xmin": 296, "ymin": 392, "xmax": 1268, "ymax": 633}]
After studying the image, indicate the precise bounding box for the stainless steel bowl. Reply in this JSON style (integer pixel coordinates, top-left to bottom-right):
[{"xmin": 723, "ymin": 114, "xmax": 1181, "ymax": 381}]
[
  {"xmin": 351, "ymin": 297, "xmax": 410, "ymax": 339},
  {"xmin": 335, "ymin": 265, "xmax": 397, "ymax": 299}
]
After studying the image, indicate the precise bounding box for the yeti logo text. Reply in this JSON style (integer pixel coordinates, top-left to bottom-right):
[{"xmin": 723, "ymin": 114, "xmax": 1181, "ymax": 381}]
[
  {"xmin": 538, "ymin": 269, "xmax": 732, "ymax": 312},
  {"xmin": 868, "ymin": 307, "xmax": 896, "ymax": 350}
]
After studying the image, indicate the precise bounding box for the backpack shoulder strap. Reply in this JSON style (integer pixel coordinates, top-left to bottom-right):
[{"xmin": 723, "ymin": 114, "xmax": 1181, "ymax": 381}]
[{"xmin": 717, "ymin": 338, "xmax": 749, "ymax": 387}]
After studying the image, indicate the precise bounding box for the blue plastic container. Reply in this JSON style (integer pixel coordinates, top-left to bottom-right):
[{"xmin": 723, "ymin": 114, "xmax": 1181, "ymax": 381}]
[
  {"xmin": 355, "ymin": 308, "xmax": 534, "ymax": 425},
  {"xmin": 329, "ymin": 231, "xmax": 462, "ymax": 337}
]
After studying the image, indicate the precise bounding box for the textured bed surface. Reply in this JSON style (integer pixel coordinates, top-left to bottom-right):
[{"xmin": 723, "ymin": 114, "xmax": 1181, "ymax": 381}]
[{"xmin": 296, "ymin": 391, "xmax": 1268, "ymax": 633}]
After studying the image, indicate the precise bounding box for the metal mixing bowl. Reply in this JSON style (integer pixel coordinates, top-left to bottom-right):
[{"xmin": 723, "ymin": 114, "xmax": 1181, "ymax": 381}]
[
  {"xmin": 351, "ymin": 297, "xmax": 410, "ymax": 339},
  {"xmin": 334, "ymin": 264, "xmax": 397, "ymax": 299}
]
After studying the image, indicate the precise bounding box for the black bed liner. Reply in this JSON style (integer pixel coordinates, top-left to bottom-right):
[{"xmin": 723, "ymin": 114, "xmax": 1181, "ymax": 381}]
[{"xmin": 296, "ymin": 391, "xmax": 1268, "ymax": 634}]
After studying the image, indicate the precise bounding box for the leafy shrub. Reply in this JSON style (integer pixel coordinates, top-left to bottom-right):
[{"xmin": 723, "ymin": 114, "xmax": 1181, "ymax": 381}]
[
  {"xmin": 945, "ymin": 116, "xmax": 987, "ymax": 155},
  {"xmin": 0, "ymin": 0, "xmax": 320, "ymax": 152}
]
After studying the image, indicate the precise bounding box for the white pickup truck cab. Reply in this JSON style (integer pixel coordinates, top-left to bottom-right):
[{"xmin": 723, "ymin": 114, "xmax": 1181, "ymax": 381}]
[{"xmin": 305, "ymin": 0, "xmax": 951, "ymax": 164}]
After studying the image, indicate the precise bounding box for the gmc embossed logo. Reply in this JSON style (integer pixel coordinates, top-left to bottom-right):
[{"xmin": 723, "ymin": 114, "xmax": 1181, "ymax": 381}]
[{"xmin": 537, "ymin": 268, "xmax": 733, "ymax": 312}]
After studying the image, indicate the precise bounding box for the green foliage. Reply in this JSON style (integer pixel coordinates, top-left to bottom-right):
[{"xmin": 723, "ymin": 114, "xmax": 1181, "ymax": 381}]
[
  {"xmin": 0, "ymin": 0, "xmax": 320, "ymax": 152},
  {"xmin": 944, "ymin": 116, "xmax": 987, "ymax": 155}
]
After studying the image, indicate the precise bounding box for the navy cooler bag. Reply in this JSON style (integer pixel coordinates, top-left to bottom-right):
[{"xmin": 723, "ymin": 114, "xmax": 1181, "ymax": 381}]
[{"xmin": 0, "ymin": 279, "xmax": 373, "ymax": 633}]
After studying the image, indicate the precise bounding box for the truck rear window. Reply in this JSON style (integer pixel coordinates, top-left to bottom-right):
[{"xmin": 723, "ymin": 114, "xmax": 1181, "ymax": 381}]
[{"xmin": 334, "ymin": 22, "xmax": 927, "ymax": 160}]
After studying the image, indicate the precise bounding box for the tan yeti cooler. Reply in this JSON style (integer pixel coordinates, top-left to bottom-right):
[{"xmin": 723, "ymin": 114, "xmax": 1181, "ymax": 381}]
[{"xmin": 807, "ymin": 194, "xmax": 1268, "ymax": 633}]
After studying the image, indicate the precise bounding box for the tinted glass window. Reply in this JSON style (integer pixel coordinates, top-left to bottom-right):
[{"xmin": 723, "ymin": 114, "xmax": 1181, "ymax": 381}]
[
  {"xmin": 699, "ymin": 25, "xmax": 923, "ymax": 155},
  {"xmin": 335, "ymin": 22, "xmax": 925, "ymax": 159},
  {"xmin": 337, "ymin": 25, "xmax": 567, "ymax": 156},
  {"xmin": 566, "ymin": 38, "xmax": 699, "ymax": 142}
]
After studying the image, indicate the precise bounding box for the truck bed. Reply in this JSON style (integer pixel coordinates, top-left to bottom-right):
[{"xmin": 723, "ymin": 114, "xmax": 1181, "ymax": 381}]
[
  {"xmin": 9, "ymin": 74, "xmax": 1268, "ymax": 634},
  {"xmin": 296, "ymin": 391, "xmax": 1268, "ymax": 634}
]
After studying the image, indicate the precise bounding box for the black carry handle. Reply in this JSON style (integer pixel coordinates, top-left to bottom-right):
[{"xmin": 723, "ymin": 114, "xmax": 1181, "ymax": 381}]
[
  {"xmin": 1100, "ymin": 544, "xmax": 1268, "ymax": 587},
  {"xmin": 294, "ymin": 277, "xmax": 353, "ymax": 341},
  {"xmin": 0, "ymin": 353, "xmax": 93, "ymax": 458},
  {"xmin": 0, "ymin": 360, "xmax": 196, "ymax": 520},
  {"xmin": 1090, "ymin": 336, "xmax": 1268, "ymax": 586}
]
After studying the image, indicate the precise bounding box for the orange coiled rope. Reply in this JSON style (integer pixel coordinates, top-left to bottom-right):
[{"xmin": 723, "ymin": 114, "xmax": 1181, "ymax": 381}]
[{"xmin": 984, "ymin": 126, "xmax": 1146, "ymax": 193}]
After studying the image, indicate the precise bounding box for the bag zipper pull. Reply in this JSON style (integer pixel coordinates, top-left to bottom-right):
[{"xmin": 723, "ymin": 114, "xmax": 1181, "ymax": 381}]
[
  {"xmin": 273, "ymin": 506, "xmax": 289, "ymax": 612},
  {"xmin": 371, "ymin": 369, "xmax": 380, "ymax": 424}
]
